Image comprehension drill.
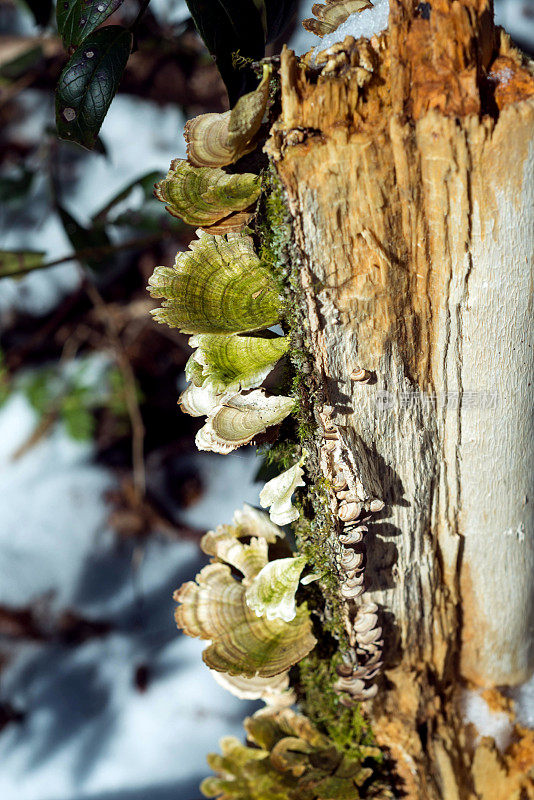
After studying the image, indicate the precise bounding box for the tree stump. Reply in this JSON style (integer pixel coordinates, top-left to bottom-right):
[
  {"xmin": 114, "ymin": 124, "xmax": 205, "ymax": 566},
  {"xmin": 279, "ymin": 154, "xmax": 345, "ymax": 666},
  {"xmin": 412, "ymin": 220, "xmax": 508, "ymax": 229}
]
[{"xmin": 266, "ymin": 0, "xmax": 534, "ymax": 796}]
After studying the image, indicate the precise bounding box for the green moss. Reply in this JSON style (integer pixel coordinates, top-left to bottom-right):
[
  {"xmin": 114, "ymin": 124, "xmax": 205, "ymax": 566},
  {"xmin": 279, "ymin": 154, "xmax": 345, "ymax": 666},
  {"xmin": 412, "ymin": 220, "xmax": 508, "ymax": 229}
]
[
  {"xmin": 299, "ymin": 652, "xmax": 379, "ymax": 759},
  {"xmin": 294, "ymin": 478, "xmax": 347, "ymax": 640},
  {"xmin": 256, "ymin": 164, "xmax": 345, "ymax": 639},
  {"xmin": 256, "ymin": 436, "xmax": 299, "ymax": 477},
  {"xmin": 256, "ymin": 165, "xmax": 292, "ymax": 287},
  {"xmin": 254, "ymin": 161, "xmax": 387, "ymax": 790}
]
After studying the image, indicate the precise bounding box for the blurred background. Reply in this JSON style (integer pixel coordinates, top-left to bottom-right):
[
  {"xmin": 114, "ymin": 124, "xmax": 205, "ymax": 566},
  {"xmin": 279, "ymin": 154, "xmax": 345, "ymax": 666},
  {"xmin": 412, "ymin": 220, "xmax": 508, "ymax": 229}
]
[{"xmin": 0, "ymin": 1, "xmax": 533, "ymax": 799}]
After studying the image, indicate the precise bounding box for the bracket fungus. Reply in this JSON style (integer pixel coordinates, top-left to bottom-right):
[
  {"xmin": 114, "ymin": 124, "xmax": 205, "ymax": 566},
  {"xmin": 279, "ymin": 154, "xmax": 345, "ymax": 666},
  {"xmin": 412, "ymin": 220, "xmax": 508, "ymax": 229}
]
[
  {"xmin": 201, "ymin": 530, "xmax": 270, "ymax": 586},
  {"xmin": 178, "ymin": 382, "xmax": 229, "ymax": 419},
  {"xmin": 201, "ymin": 707, "xmax": 382, "ymax": 800},
  {"xmin": 303, "ymin": 0, "xmax": 373, "ymax": 37},
  {"xmin": 201, "ymin": 505, "xmax": 283, "ymax": 574},
  {"xmin": 244, "ymin": 556, "xmax": 308, "ymax": 623},
  {"xmin": 154, "ymin": 159, "xmax": 261, "ymax": 231},
  {"xmin": 148, "ymin": 231, "xmax": 282, "ymax": 335},
  {"xmin": 187, "ymin": 333, "xmax": 289, "ymax": 396},
  {"xmin": 185, "ymin": 65, "xmax": 271, "ymax": 168},
  {"xmin": 259, "ymin": 457, "xmax": 306, "ymax": 525},
  {"xmin": 175, "ymin": 564, "xmax": 315, "ymax": 677},
  {"xmin": 210, "ymin": 670, "xmax": 296, "ymax": 707},
  {"xmin": 174, "ymin": 509, "xmax": 316, "ymax": 678},
  {"xmin": 196, "ymin": 390, "xmax": 294, "ymax": 454},
  {"xmin": 231, "ymin": 503, "xmax": 283, "ymax": 542}
]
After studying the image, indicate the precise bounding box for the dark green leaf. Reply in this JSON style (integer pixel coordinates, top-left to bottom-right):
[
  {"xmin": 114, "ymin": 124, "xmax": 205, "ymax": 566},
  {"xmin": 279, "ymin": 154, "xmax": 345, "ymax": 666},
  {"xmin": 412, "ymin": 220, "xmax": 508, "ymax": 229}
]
[
  {"xmin": 185, "ymin": 0, "xmax": 264, "ymax": 103},
  {"xmin": 22, "ymin": 0, "xmax": 53, "ymax": 27},
  {"xmin": 57, "ymin": 0, "xmax": 125, "ymax": 49},
  {"xmin": 0, "ymin": 251, "xmax": 45, "ymax": 278},
  {"xmin": 22, "ymin": 369, "xmax": 56, "ymax": 416},
  {"xmin": 0, "ymin": 170, "xmax": 34, "ymax": 204},
  {"xmin": 57, "ymin": 204, "xmax": 112, "ymax": 274},
  {"xmin": 60, "ymin": 392, "xmax": 96, "ymax": 440},
  {"xmin": 184, "ymin": 0, "xmax": 297, "ymax": 103},
  {"xmin": 55, "ymin": 26, "xmax": 132, "ymax": 150},
  {"xmin": 92, "ymin": 170, "xmax": 163, "ymax": 222}
]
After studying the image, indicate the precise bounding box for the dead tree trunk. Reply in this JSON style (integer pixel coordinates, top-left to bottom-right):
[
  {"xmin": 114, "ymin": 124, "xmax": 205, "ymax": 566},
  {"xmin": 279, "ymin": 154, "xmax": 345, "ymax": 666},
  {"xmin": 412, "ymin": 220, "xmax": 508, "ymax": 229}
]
[{"xmin": 267, "ymin": 1, "xmax": 534, "ymax": 796}]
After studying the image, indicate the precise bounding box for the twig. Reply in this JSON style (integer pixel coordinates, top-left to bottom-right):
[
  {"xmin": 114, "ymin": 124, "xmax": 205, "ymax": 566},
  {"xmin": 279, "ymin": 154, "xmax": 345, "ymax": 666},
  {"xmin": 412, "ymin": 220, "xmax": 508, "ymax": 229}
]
[
  {"xmin": 5, "ymin": 234, "xmax": 164, "ymax": 280},
  {"xmin": 11, "ymin": 411, "xmax": 57, "ymax": 461},
  {"xmin": 0, "ymin": 71, "xmax": 37, "ymax": 107},
  {"xmin": 84, "ymin": 279, "xmax": 146, "ymax": 500},
  {"xmin": 130, "ymin": 0, "xmax": 152, "ymax": 33}
]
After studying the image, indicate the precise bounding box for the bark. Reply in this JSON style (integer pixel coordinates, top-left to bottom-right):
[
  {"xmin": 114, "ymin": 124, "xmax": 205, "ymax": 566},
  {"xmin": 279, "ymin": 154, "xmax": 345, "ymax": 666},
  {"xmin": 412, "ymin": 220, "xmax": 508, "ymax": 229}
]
[{"xmin": 266, "ymin": 1, "xmax": 534, "ymax": 797}]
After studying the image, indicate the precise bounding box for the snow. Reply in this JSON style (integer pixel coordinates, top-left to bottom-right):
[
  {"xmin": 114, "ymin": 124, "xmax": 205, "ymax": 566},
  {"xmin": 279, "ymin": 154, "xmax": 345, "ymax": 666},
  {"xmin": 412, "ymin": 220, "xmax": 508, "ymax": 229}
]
[
  {"xmin": 293, "ymin": 0, "xmax": 534, "ymax": 59},
  {"xmin": 149, "ymin": 0, "xmax": 191, "ymax": 27},
  {"xmin": 0, "ymin": 389, "xmax": 262, "ymax": 800},
  {"xmin": 289, "ymin": 0, "xmax": 318, "ymax": 55},
  {"xmin": 495, "ymin": 0, "xmax": 534, "ymax": 51},
  {"xmin": 511, "ymin": 672, "xmax": 534, "ymax": 729},
  {"xmin": 461, "ymin": 690, "xmax": 513, "ymax": 752},
  {"xmin": 291, "ymin": 0, "xmax": 390, "ymax": 57},
  {"xmin": 65, "ymin": 95, "xmax": 186, "ymax": 222},
  {"xmin": 178, "ymin": 450, "xmax": 264, "ymax": 530}
]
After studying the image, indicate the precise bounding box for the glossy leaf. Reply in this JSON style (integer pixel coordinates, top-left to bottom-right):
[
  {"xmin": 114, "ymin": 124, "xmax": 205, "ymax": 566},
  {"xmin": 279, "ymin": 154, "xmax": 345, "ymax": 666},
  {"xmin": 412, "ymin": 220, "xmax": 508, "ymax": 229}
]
[
  {"xmin": 57, "ymin": 204, "xmax": 112, "ymax": 274},
  {"xmin": 57, "ymin": 0, "xmax": 125, "ymax": 49},
  {"xmin": 184, "ymin": 0, "xmax": 297, "ymax": 103},
  {"xmin": 55, "ymin": 26, "xmax": 132, "ymax": 150},
  {"xmin": 184, "ymin": 0, "xmax": 264, "ymax": 104},
  {"xmin": 92, "ymin": 170, "xmax": 163, "ymax": 223}
]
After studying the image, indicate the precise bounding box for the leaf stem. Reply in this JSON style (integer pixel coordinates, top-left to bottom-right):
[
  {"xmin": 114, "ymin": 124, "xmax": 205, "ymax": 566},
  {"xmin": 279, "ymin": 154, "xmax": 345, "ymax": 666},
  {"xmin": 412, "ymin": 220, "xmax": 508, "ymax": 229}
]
[
  {"xmin": 5, "ymin": 233, "xmax": 165, "ymax": 279},
  {"xmin": 130, "ymin": 0, "xmax": 152, "ymax": 32}
]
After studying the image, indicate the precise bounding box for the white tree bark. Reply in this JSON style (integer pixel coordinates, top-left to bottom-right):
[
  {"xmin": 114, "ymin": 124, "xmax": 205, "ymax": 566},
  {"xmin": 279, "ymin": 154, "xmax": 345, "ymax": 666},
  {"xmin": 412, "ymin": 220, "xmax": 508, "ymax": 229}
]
[{"xmin": 267, "ymin": 4, "xmax": 534, "ymax": 792}]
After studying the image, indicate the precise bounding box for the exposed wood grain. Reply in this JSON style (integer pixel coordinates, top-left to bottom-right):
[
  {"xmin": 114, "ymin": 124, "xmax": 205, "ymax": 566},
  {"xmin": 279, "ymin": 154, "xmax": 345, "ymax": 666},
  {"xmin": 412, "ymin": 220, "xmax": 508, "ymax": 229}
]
[{"xmin": 267, "ymin": 13, "xmax": 534, "ymax": 797}]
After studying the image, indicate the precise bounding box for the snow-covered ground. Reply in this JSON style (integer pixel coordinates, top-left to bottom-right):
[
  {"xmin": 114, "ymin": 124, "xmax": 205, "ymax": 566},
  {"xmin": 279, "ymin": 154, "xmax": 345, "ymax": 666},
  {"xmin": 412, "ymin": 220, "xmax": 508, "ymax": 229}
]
[
  {"xmin": 0, "ymin": 392, "xmax": 262, "ymax": 800},
  {"xmin": 0, "ymin": 5, "xmax": 269, "ymax": 793}
]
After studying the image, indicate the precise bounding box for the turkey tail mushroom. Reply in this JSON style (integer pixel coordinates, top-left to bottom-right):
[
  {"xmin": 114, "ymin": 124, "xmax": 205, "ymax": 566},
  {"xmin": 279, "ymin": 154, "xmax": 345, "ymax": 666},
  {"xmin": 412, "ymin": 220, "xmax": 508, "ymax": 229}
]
[
  {"xmin": 154, "ymin": 159, "xmax": 260, "ymax": 230},
  {"xmin": 148, "ymin": 230, "xmax": 281, "ymax": 335}
]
